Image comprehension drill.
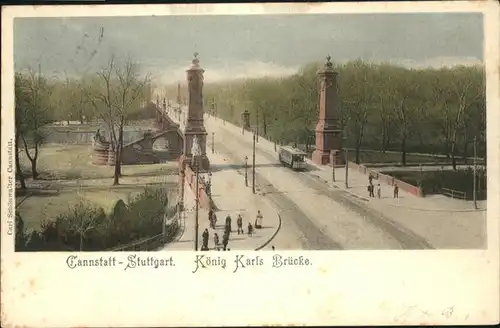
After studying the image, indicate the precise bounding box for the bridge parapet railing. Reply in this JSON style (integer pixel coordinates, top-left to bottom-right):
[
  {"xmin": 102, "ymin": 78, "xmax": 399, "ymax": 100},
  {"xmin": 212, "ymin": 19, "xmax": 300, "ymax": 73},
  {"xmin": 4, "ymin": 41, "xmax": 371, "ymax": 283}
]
[
  {"xmin": 183, "ymin": 163, "xmax": 213, "ymax": 210},
  {"xmin": 441, "ymin": 188, "xmax": 467, "ymax": 200}
]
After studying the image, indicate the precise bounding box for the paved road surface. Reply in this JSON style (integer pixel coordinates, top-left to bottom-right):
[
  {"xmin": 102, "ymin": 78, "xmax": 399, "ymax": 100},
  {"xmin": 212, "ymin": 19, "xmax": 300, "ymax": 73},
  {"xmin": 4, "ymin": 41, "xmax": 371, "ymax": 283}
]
[
  {"xmin": 162, "ymin": 105, "xmax": 484, "ymax": 249},
  {"xmin": 216, "ymin": 142, "xmax": 342, "ymax": 250},
  {"xmin": 206, "ymin": 118, "xmax": 433, "ymax": 250}
]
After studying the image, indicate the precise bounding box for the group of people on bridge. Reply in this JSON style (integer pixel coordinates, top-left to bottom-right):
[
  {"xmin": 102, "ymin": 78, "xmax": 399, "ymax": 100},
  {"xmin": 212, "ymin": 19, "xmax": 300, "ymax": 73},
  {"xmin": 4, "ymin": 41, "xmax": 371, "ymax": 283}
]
[
  {"xmin": 367, "ymin": 174, "xmax": 399, "ymax": 199},
  {"xmin": 201, "ymin": 209, "xmax": 264, "ymax": 251}
]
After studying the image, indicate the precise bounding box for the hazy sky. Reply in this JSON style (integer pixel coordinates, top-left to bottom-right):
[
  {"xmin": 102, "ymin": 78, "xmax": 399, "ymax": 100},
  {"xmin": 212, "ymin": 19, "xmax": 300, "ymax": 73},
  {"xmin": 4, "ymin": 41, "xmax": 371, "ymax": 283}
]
[{"xmin": 14, "ymin": 13, "xmax": 483, "ymax": 83}]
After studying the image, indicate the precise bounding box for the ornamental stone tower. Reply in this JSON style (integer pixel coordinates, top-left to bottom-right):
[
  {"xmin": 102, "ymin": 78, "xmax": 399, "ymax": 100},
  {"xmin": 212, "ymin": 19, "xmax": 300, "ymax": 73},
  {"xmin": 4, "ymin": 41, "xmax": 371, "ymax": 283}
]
[
  {"xmin": 180, "ymin": 53, "xmax": 210, "ymax": 171},
  {"xmin": 312, "ymin": 55, "xmax": 344, "ymax": 166}
]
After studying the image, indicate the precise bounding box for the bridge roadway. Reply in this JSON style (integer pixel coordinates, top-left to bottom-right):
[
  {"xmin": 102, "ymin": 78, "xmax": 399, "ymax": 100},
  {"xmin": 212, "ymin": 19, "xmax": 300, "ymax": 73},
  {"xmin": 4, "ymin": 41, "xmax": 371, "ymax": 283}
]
[{"xmin": 166, "ymin": 104, "xmax": 433, "ymax": 250}]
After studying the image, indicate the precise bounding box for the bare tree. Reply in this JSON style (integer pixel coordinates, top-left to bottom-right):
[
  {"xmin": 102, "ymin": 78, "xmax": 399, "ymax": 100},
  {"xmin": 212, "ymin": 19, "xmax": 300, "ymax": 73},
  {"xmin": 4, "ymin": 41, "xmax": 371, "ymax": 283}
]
[
  {"xmin": 86, "ymin": 54, "xmax": 152, "ymax": 185},
  {"xmin": 14, "ymin": 73, "xmax": 28, "ymax": 189},
  {"xmin": 392, "ymin": 72, "xmax": 416, "ymax": 166},
  {"xmin": 343, "ymin": 61, "xmax": 374, "ymax": 164},
  {"xmin": 374, "ymin": 65, "xmax": 402, "ymax": 152},
  {"xmin": 17, "ymin": 65, "xmax": 52, "ymax": 180},
  {"xmin": 431, "ymin": 71, "xmax": 454, "ymax": 158},
  {"xmin": 448, "ymin": 66, "xmax": 484, "ymax": 170}
]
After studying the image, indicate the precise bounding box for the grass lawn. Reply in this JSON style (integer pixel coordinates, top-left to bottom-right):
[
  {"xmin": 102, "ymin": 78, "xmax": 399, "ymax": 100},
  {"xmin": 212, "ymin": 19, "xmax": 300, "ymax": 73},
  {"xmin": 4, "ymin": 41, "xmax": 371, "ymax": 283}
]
[
  {"xmin": 20, "ymin": 144, "xmax": 178, "ymax": 180},
  {"xmin": 16, "ymin": 144, "xmax": 179, "ymax": 231}
]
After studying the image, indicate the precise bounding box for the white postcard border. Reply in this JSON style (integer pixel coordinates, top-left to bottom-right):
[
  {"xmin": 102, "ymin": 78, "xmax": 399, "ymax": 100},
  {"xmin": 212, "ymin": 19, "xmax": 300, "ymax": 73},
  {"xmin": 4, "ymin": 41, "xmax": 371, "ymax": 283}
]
[{"xmin": 1, "ymin": 2, "xmax": 499, "ymax": 327}]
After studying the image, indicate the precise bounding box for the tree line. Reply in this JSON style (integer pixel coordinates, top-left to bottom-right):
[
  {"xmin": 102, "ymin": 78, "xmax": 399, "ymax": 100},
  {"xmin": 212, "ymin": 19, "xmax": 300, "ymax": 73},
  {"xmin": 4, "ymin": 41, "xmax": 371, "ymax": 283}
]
[
  {"xmin": 14, "ymin": 55, "xmax": 153, "ymax": 188},
  {"xmin": 170, "ymin": 60, "xmax": 486, "ymax": 168}
]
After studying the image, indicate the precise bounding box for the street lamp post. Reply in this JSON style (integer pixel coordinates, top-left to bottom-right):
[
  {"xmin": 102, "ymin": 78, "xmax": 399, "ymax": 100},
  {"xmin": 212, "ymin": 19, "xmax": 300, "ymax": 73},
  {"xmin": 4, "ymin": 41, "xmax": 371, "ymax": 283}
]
[
  {"xmin": 244, "ymin": 156, "xmax": 248, "ymax": 186},
  {"xmin": 473, "ymin": 136, "xmax": 478, "ymax": 210},
  {"xmin": 256, "ymin": 108, "xmax": 259, "ymax": 143},
  {"xmin": 191, "ymin": 136, "xmax": 202, "ymax": 251},
  {"xmin": 344, "ymin": 148, "xmax": 349, "ymax": 189},
  {"xmin": 179, "ymin": 167, "xmax": 185, "ymax": 212},
  {"xmin": 194, "ymin": 162, "xmax": 200, "ymax": 251},
  {"xmin": 211, "ymin": 99, "xmax": 215, "ymax": 119},
  {"xmin": 212, "ymin": 132, "xmax": 215, "ymax": 154},
  {"xmin": 252, "ymin": 131, "xmax": 256, "ymax": 194},
  {"xmin": 332, "ymin": 152, "xmax": 336, "ymax": 182}
]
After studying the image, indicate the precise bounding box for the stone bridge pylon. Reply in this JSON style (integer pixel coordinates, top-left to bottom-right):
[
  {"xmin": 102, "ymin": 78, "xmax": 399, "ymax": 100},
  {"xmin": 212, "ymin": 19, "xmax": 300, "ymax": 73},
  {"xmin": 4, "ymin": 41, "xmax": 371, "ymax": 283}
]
[
  {"xmin": 147, "ymin": 53, "xmax": 211, "ymax": 172},
  {"xmin": 178, "ymin": 52, "xmax": 210, "ymax": 172}
]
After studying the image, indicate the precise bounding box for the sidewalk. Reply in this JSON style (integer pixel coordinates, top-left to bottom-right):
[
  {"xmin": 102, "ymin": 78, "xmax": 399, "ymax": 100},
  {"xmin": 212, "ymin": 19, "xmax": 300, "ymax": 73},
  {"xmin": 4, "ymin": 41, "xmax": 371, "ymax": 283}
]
[
  {"xmin": 306, "ymin": 161, "xmax": 486, "ymax": 213},
  {"xmin": 202, "ymin": 112, "xmax": 486, "ymax": 213},
  {"xmin": 203, "ymin": 113, "xmax": 487, "ymax": 249},
  {"xmin": 161, "ymin": 143, "xmax": 280, "ymax": 251},
  {"xmin": 308, "ymin": 164, "xmax": 487, "ymax": 248}
]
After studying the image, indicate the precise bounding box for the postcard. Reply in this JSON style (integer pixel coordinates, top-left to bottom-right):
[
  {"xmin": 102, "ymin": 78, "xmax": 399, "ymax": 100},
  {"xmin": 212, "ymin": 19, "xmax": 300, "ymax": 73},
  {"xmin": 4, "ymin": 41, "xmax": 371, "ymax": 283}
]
[{"xmin": 1, "ymin": 1, "xmax": 499, "ymax": 326}]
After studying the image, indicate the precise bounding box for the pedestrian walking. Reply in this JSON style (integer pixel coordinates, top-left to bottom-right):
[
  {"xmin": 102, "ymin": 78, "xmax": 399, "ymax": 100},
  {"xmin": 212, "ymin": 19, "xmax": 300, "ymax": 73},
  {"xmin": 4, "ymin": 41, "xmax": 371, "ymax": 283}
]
[
  {"xmin": 205, "ymin": 182, "xmax": 211, "ymax": 196},
  {"xmin": 236, "ymin": 214, "xmax": 243, "ymax": 235},
  {"xmin": 394, "ymin": 184, "xmax": 399, "ymax": 198},
  {"xmin": 208, "ymin": 209, "xmax": 214, "ymax": 229},
  {"xmin": 368, "ymin": 184, "xmax": 375, "ymax": 198},
  {"xmin": 368, "ymin": 174, "xmax": 373, "ymax": 185},
  {"xmin": 213, "ymin": 233, "xmax": 219, "ymax": 250},
  {"xmin": 213, "ymin": 212, "xmax": 218, "ymax": 228},
  {"xmin": 255, "ymin": 210, "xmax": 263, "ymax": 229},
  {"xmin": 222, "ymin": 231, "xmax": 229, "ymax": 251},
  {"xmin": 247, "ymin": 222, "xmax": 254, "ymax": 236},
  {"xmin": 202, "ymin": 229, "xmax": 209, "ymax": 251},
  {"xmin": 376, "ymin": 184, "xmax": 381, "ymax": 199},
  {"xmin": 225, "ymin": 215, "xmax": 232, "ymax": 232}
]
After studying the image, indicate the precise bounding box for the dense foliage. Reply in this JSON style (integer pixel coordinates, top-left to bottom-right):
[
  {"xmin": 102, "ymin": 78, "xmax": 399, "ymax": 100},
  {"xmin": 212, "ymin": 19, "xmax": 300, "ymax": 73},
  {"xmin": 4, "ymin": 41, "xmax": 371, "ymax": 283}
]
[
  {"xmin": 15, "ymin": 187, "xmax": 178, "ymax": 251},
  {"xmin": 168, "ymin": 60, "xmax": 486, "ymax": 167}
]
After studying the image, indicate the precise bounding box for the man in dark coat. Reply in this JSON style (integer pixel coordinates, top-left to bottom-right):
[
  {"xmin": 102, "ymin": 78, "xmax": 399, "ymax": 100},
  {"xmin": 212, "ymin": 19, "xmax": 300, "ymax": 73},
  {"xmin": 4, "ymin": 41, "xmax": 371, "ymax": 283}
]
[
  {"xmin": 208, "ymin": 209, "xmax": 214, "ymax": 229},
  {"xmin": 236, "ymin": 214, "xmax": 243, "ymax": 235},
  {"xmin": 213, "ymin": 233, "xmax": 220, "ymax": 250},
  {"xmin": 212, "ymin": 212, "xmax": 218, "ymax": 228},
  {"xmin": 225, "ymin": 215, "xmax": 232, "ymax": 233},
  {"xmin": 222, "ymin": 231, "xmax": 229, "ymax": 251},
  {"xmin": 202, "ymin": 229, "xmax": 209, "ymax": 251}
]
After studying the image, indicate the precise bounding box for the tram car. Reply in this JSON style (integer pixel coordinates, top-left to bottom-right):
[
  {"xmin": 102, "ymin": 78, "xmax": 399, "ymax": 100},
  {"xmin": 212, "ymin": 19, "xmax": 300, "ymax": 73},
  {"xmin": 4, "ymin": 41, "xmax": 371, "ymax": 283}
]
[{"xmin": 278, "ymin": 146, "xmax": 307, "ymax": 171}]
